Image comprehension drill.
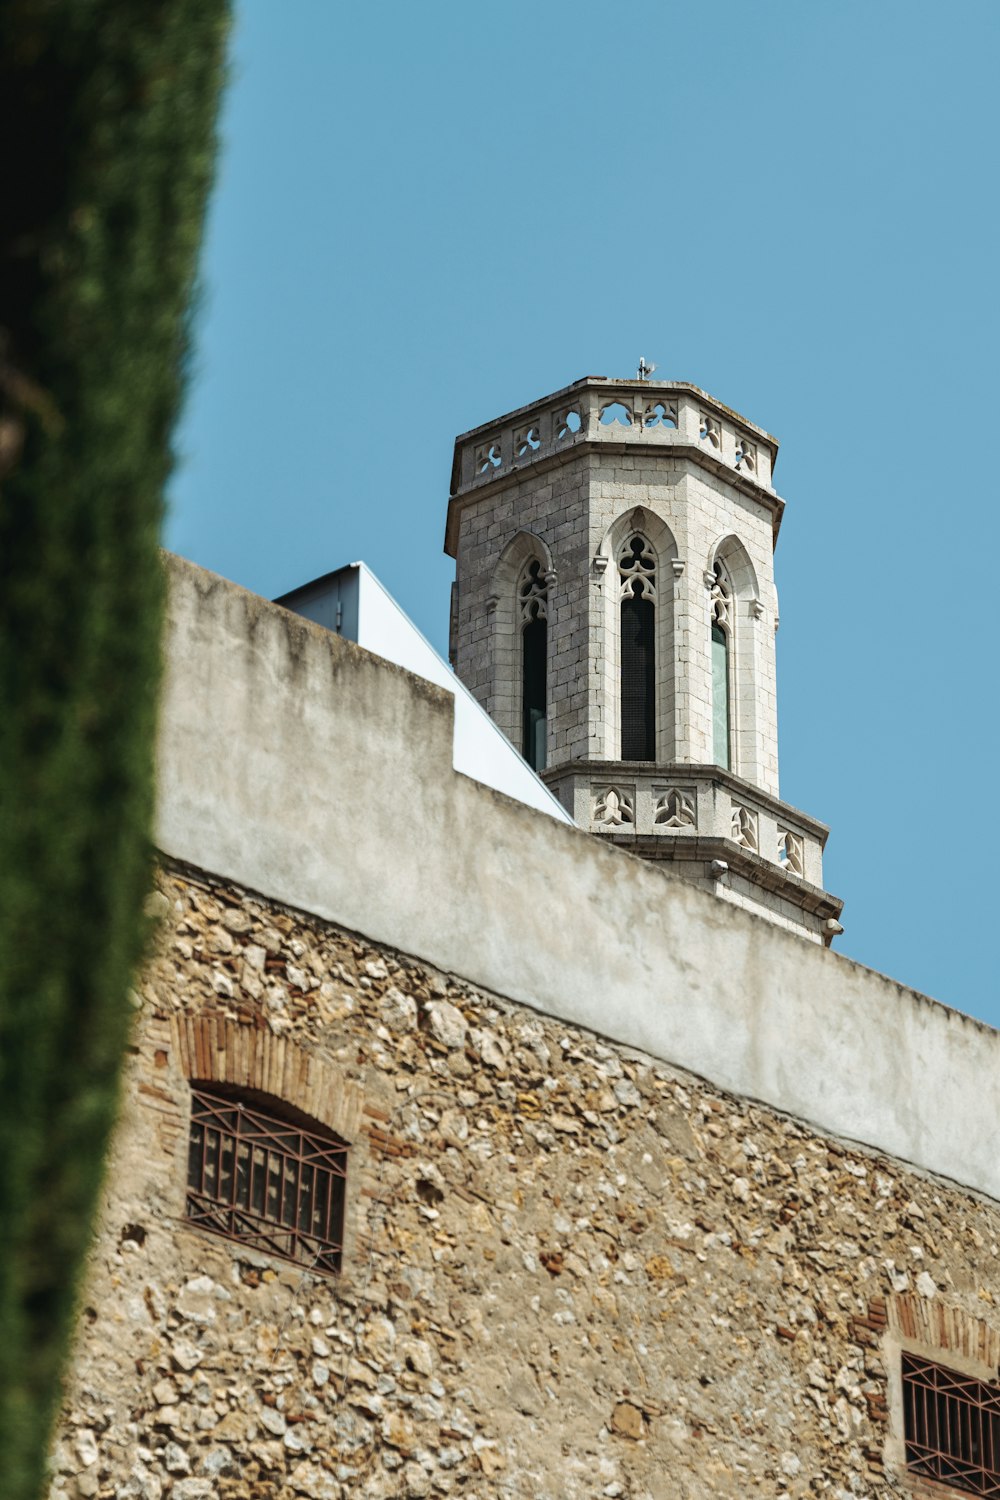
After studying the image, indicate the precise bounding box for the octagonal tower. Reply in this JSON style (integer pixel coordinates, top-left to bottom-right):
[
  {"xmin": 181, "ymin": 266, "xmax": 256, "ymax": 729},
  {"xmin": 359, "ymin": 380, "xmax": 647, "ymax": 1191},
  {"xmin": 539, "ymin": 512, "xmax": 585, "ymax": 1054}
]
[{"xmin": 445, "ymin": 375, "xmax": 843, "ymax": 943}]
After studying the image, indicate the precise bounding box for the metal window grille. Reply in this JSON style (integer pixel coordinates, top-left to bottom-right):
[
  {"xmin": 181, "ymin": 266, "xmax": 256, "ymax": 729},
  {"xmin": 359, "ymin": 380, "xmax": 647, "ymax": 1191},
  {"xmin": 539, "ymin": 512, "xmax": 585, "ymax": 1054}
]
[
  {"xmin": 903, "ymin": 1352, "xmax": 1000, "ymax": 1497},
  {"xmin": 186, "ymin": 1086, "xmax": 348, "ymax": 1275}
]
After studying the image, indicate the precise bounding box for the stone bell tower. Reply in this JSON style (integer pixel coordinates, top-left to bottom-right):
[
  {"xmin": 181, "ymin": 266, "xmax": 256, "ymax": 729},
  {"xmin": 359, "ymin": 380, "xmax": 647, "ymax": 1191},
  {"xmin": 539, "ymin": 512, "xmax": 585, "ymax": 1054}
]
[{"xmin": 444, "ymin": 374, "xmax": 843, "ymax": 943}]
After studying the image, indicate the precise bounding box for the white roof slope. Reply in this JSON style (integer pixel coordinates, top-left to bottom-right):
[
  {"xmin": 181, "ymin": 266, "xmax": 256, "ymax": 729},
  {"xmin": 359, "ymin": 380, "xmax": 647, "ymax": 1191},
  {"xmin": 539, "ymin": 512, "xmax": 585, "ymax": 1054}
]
[{"xmin": 276, "ymin": 562, "xmax": 573, "ymax": 826}]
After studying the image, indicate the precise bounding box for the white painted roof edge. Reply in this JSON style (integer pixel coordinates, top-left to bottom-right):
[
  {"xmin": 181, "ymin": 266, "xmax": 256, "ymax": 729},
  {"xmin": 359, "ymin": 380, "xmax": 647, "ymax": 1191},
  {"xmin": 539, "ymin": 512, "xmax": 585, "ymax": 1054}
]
[{"xmin": 349, "ymin": 562, "xmax": 574, "ymax": 826}]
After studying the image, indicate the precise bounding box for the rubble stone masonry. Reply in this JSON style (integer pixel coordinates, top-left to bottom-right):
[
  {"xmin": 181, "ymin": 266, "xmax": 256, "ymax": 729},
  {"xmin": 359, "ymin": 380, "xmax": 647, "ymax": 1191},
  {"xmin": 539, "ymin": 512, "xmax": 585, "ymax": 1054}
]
[{"xmin": 50, "ymin": 861, "xmax": 1000, "ymax": 1500}]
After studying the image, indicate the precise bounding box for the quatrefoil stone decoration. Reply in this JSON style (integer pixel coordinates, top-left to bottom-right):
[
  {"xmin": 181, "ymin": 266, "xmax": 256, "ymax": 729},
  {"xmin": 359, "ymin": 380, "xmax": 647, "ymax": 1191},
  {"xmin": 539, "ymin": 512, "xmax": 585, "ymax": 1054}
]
[
  {"xmin": 735, "ymin": 436, "xmax": 757, "ymax": 473},
  {"xmin": 655, "ymin": 788, "xmax": 697, "ymax": 830},
  {"xmin": 476, "ymin": 440, "xmax": 502, "ymax": 474},
  {"xmin": 594, "ymin": 787, "xmax": 634, "ymax": 827}
]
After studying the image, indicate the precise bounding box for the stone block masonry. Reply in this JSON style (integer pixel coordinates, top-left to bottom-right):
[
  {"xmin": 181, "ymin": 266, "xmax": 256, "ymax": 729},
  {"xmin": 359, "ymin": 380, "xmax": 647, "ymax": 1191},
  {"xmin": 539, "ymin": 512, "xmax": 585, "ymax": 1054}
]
[
  {"xmin": 443, "ymin": 376, "xmax": 836, "ymax": 938},
  {"xmin": 52, "ymin": 863, "xmax": 1000, "ymax": 1499},
  {"xmin": 446, "ymin": 380, "xmax": 783, "ymax": 790}
]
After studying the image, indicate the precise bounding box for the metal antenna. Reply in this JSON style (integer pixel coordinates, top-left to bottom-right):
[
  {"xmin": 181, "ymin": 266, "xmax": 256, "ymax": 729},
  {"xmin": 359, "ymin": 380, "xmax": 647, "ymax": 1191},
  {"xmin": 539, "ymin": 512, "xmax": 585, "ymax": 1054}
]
[{"xmin": 637, "ymin": 356, "xmax": 657, "ymax": 381}]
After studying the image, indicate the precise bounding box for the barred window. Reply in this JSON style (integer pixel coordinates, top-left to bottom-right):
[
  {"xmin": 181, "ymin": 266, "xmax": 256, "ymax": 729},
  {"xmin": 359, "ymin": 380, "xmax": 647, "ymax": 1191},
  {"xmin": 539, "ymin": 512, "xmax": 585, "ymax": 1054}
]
[
  {"xmin": 186, "ymin": 1085, "xmax": 348, "ymax": 1275},
  {"xmin": 903, "ymin": 1351, "xmax": 1000, "ymax": 1496}
]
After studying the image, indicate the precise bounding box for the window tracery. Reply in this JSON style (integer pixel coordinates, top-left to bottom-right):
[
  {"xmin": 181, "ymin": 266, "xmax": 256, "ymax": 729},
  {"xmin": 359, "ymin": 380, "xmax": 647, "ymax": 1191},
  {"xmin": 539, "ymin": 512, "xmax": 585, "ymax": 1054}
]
[
  {"xmin": 735, "ymin": 435, "xmax": 757, "ymax": 474},
  {"xmin": 518, "ymin": 559, "xmax": 548, "ymax": 623},
  {"xmin": 778, "ymin": 829, "xmax": 805, "ymax": 876},
  {"xmin": 594, "ymin": 786, "xmax": 635, "ymax": 827},
  {"xmin": 619, "ymin": 535, "xmax": 656, "ymax": 600},
  {"xmin": 710, "ymin": 559, "xmax": 732, "ymax": 629},
  {"xmin": 730, "ymin": 804, "xmax": 759, "ymax": 852},
  {"xmin": 654, "ymin": 787, "xmax": 697, "ymax": 829},
  {"xmin": 618, "ymin": 535, "xmax": 657, "ymax": 760}
]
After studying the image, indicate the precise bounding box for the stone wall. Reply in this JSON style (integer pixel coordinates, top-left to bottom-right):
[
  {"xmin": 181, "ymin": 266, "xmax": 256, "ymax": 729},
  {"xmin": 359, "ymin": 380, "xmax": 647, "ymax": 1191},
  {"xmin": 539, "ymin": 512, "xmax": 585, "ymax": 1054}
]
[
  {"xmin": 52, "ymin": 861, "xmax": 1000, "ymax": 1500},
  {"xmin": 155, "ymin": 554, "xmax": 1000, "ymax": 1206}
]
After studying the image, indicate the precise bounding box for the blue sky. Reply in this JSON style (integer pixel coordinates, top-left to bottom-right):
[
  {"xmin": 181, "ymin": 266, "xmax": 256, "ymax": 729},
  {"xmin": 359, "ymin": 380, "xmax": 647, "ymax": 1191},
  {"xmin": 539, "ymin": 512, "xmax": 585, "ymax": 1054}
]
[{"xmin": 169, "ymin": 0, "xmax": 999, "ymax": 1024}]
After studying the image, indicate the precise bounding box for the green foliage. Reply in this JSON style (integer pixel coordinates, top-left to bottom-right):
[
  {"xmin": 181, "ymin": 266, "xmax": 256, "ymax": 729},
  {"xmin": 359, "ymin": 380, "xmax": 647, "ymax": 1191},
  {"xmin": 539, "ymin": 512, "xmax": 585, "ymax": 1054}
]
[{"xmin": 0, "ymin": 3, "xmax": 230, "ymax": 1493}]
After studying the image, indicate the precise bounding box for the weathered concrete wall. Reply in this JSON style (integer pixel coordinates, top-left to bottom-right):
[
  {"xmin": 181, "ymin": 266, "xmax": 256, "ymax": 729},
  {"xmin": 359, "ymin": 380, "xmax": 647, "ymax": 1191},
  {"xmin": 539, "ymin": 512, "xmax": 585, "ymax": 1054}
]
[
  {"xmin": 156, "ymin": 554, "xmax": 1000, "ymax": 1207},
  {"xmin": 51, "ymin": 864, "xmax": 1000, "ymax": 1500}
]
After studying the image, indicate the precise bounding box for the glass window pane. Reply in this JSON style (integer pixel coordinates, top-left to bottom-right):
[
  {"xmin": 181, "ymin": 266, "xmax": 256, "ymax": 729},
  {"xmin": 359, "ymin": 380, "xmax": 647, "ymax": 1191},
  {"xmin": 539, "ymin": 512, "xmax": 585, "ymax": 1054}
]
[{"xmin": 621, "ymin": 596, "xmax": 655, "ymax": 760}]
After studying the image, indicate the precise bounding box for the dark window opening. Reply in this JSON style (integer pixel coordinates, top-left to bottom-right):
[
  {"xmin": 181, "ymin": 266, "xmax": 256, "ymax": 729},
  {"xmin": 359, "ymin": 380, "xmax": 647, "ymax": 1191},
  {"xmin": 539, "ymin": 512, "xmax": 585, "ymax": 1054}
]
[
  {"xmin": 903, "ymin": 1351, "xmax": 1000, "ymax": 1497},
  {"xmin": 621, "ymin": 594, "xmax": 655, "ymax": 760},
  {"xmin": 711, "ymin": 621, "xmax": 731, "ymax": 770},
  {"xmin": 186, "ymin": 1085, "xmax": 347, "ymax": 1276},
  {"xmin": 522, "ymin": 616, "xmax": 547, "ymax": 771}
]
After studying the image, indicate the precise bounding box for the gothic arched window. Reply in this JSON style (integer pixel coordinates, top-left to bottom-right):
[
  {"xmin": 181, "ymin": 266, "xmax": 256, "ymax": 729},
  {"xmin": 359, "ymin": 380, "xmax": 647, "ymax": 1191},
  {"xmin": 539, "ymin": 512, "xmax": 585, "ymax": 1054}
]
[
  {"xmin": 710, "ymin": 560, "xmax": 732, "ymax": 770},
  {"xmin": 619, "ymin": 535, "xmax": 656, "ymax": 760},
  {"xmin": 518, "ymin": 559, "xmax": 548, "ymax": 771}
]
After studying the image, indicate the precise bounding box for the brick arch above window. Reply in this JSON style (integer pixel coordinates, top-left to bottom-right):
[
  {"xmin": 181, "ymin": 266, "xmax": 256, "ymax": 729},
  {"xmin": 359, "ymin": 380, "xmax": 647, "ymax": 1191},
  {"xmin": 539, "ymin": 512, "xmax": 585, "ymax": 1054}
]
[
  {"xmin": 170, "ymin": 1014, "xmax": 363, "ymax": 1144},
  {"xmin": 854, "ymin": 1291, "xmax": 1000, "ymax": 1496},
  {"xmin": 884, "ymin": 1291, "xmax": 1000, "ymax": 1369}
]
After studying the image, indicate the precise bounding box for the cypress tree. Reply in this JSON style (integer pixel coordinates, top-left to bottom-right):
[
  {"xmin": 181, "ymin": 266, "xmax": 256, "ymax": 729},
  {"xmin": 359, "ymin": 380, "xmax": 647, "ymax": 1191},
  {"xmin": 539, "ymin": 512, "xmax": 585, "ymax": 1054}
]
[{"xmin": 0, "ymin": 4, "xmax": 230, "ymax": 1493}]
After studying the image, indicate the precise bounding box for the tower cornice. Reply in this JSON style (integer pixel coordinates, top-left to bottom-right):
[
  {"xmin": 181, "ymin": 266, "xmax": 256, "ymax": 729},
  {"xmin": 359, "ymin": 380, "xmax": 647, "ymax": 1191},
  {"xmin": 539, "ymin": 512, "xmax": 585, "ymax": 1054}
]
[{"xmin": 445, "ymin": 377, "xmax": 785, "ymax": 558}]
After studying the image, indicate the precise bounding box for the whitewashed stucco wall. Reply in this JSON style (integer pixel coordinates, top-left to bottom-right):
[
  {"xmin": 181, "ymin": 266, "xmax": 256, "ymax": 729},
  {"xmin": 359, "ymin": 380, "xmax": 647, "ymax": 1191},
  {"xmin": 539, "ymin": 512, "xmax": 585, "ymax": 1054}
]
[{"xmin": 156, "ymin": 554, "xmax": 998, "ymax": 1203}]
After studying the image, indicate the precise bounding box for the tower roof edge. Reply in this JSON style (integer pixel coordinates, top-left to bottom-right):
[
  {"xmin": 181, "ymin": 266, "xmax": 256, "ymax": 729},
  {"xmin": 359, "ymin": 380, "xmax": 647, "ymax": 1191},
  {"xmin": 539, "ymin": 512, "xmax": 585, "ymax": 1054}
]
[{"xmin": 452, "ymin": 377, "xmax": 780, "ymax": 456}]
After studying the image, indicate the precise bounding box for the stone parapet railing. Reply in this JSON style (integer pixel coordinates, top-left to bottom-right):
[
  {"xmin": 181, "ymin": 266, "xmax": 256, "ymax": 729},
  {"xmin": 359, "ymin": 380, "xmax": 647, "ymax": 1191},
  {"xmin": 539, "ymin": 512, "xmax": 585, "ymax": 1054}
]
[
  {"xmin": 449, "ymin": 377, "xmax": 779, "ymax": 499},
  {"xmin": 543, "ymin": 760, "xmax": 830, "ymax": 893}
]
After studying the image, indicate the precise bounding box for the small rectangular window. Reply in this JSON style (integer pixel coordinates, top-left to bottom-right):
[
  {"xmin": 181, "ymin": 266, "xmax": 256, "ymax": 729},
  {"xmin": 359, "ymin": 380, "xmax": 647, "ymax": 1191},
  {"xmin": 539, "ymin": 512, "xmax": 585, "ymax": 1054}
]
[
  {"xmin": 186, "ymin": 1086, "xmax": 348, "ymax": 1275},
  {"xmin": 903, "ymin": 1351, "xmax": 1000, "ymax": 1495}
]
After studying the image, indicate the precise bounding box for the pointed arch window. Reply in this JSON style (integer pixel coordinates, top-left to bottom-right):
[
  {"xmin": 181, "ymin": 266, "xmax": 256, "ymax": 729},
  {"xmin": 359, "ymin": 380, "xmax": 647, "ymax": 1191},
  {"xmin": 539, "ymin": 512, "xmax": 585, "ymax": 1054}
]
[
  {"xmin": 619, "ymin": 535, "xmax": 656, "ymax": 760},
  {"xmin": 519, "ymin": 559, "xmax": 548, "ymax": 771},
  {"xmin": 710, "ymin": 560, "xmax": 732, "ymax": 770}
]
